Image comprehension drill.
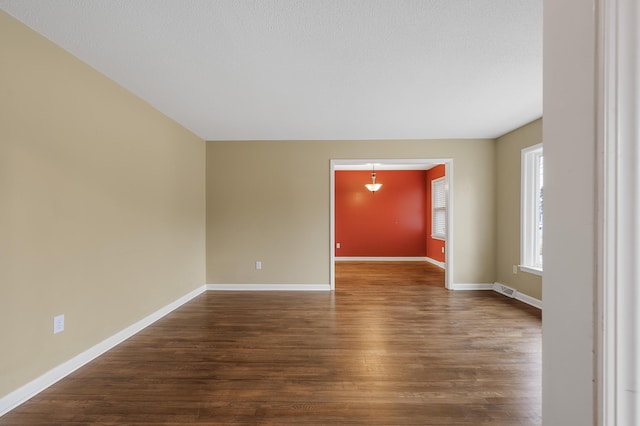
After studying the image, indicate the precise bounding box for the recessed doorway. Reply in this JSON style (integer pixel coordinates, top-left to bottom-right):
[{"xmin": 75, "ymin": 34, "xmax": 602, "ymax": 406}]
[{"xmin": 330, "ymin": 159, "xmax": 453, "ymax": 290}]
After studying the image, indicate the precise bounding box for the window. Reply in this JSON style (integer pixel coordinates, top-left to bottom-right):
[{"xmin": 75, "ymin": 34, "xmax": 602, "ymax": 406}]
[
  {"xmin": 432, "ymin": 177, "xmax": 447, "ymax": 240},
  {"xmin": 521, "ymin": 143, "xmax": 543, "ymax": 275}
]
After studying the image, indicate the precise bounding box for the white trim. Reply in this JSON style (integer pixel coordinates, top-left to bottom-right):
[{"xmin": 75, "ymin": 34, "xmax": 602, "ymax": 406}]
[
  {"xmin": 450, "ymin": 282, "xmax": 543, "ymax": 310},
  {"xmin": 206, "ymin": 284, "xmax": 330, "ymax": 291},
  {"xmin": 521, "ymin": 143, "xmax": 544, "ymax": 272},
  {"xmin": 425, "ymin": 257, "xmax": 446, "ymax": 269},
  {"xmin": 330, "ymin": 160, "xmax": 336, "ymax": 290},
  {"xmin": 0, "ymin": 285, "xmax": 206, "ymax": 417},
  {"xmin": 598, "ymin": 0, "xmax": 640, "ymax": 423},
  {"xmin": 449, "ymin": 283, "xmax": 494, "ymax": 291},
  {"xmin": 492, "ymin": 282, "xmax": 517, "ymax": 298},
  {"xmin": 335, "ymin": 256, "xmax": 429, "ymax": 262},
  {"xmin": 0, "ymin": 274, "xmax": 542, "ymax": 418},
  {"xmin": 493, "ymin": 282, "xmax": 543, "ymax": 310},
  {"xmin": 515, "ymin": 291, "xmax": 543, "ymax": 310},
  {"xmin": 330, "ymin": 158, "xmax": 454, "ymax": 291},
  {"xmin": 444, "ymin": 162, "xmax": 453, "ymax": 290},
  {"xmin": 332, "ymin": 159, "xmax": 443, "ymax": 170},
  {"xmin": 519, "ymin": 265, "xmax": 543, "ymax": 276}
]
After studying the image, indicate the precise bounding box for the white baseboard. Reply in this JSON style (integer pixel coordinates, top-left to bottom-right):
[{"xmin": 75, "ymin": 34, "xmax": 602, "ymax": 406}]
[
  {"xmin": 516, "ymin": 292, "xmax": 543, "ymax": 310},
  {"xmin": 335, "ymin": 257, "xmax": 428, "ymax": 262},
  {"xmin": 493, "ymin": 282, "xmax": 542, "ymax": 310},
  {"xmin": 492, "ymin": 282, "xmax": 518, "ymax": 298},
  {"xmin": 0, "ymin": 285, "xmax": 206, "ymax": 417},
  {"xmin": 449, "ymin": 282, "xmax": 542, "ymax": 310},
  {"xmin": 449, "ymin": 283, "xmax": 494, "ymax": 290},
  {"xmin": 425, "ymin": 257, "xmax": 446, "ymax": 269},
  {"xmin": 207, "ymin": 283, "xmax": 330, "ymax": 291},
  {"xmin": 1, "ymin": 279, "xmax": 540, "ymax": 417}
]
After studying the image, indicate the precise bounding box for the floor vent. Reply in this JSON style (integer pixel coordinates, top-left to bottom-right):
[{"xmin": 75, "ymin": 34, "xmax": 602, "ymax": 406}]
[{"xmin": 493, "ymin": 283, "xmax": 517, "ymax": 298}]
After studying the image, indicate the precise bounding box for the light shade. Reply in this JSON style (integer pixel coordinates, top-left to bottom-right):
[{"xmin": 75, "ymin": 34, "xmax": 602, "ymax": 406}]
[
  {"xmin": 365, "ymin": 183, "xmax": 383, "ymax": 192},
  {"xmin": 365, "ymin": 168, "xmax": 382, "ymax": 192}
]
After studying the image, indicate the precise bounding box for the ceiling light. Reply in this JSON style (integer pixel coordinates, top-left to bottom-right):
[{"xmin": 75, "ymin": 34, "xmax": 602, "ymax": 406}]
[{"xmin": 365, "ymin": 165, "xmax": 382, "ymax": 192}]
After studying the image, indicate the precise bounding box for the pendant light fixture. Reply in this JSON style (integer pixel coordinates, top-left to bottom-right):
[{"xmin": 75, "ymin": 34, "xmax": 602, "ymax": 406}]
[{"xmin": 365, "ymin": 164, "xmax": 382, "ymax": 192}]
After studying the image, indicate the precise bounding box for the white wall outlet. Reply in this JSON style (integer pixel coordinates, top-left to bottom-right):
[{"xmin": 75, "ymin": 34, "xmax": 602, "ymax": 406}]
[
  {"xmin": 513, "ymin": 265, "xmax": 518, "ymax": 274},
  {"xmin": 53, "ymin": 314, "xmax": 64, "ymax": 334},
  {"xmin": 256, "ymin": 261, "xmax": 262, "ymax": 270},
  {"xmin": 441, "ymin": 247, "xmax": 445, "ymax": 253},
  {"xmin": 336, "ymin": 242, "xmax": 341, "ymax": 249}
]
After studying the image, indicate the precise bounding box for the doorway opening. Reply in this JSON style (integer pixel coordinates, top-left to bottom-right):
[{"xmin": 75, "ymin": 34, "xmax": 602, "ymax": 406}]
[{"xmin": 330, "ymin": 159, "xmax": 453, "ymax": 290}]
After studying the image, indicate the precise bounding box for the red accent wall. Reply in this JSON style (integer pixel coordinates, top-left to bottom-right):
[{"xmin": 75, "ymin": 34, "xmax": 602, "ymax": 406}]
[
  {"xmin": 335, "ymin": 170, "xmax": 426, "ymax": 257},
  {"xmin": 426, "ymin": 164, "xmax": 446, "ymax": 262}
]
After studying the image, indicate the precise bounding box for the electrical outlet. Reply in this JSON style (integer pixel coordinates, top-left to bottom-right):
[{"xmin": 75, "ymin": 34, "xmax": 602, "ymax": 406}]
[
  {"xmin": 513, "ymin": 265, "xmax": 518, "ymax": 274},
  {"xmin": 441, "ymin": 247, "xmax": 445, "ymax": 253},
  {"xmin": 336, "ymin": 243, "xmax": 341, "ymax": 249},
  {"xmin": 53, "ymin": 314, "xmax": 64, "ymax": 334},
  {"xmin": 256, "ymin": 261, "xmax": 262, "ymax": 270}
]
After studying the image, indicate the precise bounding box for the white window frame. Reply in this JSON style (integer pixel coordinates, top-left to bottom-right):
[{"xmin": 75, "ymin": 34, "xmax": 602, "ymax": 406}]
[
  {"xmin": 431, "ymin": 176, "xmax": 447, "ymax": 241},
  {"xmin": 520, "ymin": 143, "xmax": 543, "ymax": 275}
]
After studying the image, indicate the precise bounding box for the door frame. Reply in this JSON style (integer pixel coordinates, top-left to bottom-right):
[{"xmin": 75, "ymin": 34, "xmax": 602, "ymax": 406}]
[{"xmin": 330, "ymin": 158, "xmax": 454, "ymax": 290}]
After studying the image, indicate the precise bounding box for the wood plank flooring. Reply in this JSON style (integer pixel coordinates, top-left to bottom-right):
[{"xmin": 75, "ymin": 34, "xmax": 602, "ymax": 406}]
[{"xmin": 1, "ymin": 262, "xmax": 541, "ymax": 425}]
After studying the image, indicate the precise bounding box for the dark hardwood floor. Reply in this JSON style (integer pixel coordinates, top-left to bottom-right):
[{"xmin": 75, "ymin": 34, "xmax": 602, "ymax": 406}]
[{"xmin": 1, "ymin": 262, "xmax": 541, "ymax": 425}]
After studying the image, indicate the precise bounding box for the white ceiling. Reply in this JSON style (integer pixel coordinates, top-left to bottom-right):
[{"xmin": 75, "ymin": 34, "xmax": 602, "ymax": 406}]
[{"xmin": 0, "ymin": 0, "xmax": 542, "ymax": 141}]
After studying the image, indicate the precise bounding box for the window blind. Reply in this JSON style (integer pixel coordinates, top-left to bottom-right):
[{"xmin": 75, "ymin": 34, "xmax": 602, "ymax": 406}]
[{"xmin": 432, "ymin": 178, "xmax": 447, "ymax": 239}]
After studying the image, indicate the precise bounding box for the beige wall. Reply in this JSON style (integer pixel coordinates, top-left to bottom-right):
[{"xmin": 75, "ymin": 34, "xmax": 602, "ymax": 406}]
[
  {"xmin": 0, "ymin": 11, "xmax": 206, "ymax": 398},
  {"xmin": 207, "ymin": 139, "xmax": 496, "ymax": 286},
  {"xmin": 495, "ymin": 119, "xmax": 543, "ymax": 299},
  {"xmin": 543, "ymin": 0, "xmax": 597, "ymax": 422},
  {"xmin": 0, "ymin": 5, "xmax": 544, "ymax": 408}
]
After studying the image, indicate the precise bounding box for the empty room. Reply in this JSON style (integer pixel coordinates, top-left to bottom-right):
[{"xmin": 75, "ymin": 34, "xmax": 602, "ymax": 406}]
[{"xmin": 1, "ymin": 1, "xmax": 637, "ymax": 425}]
